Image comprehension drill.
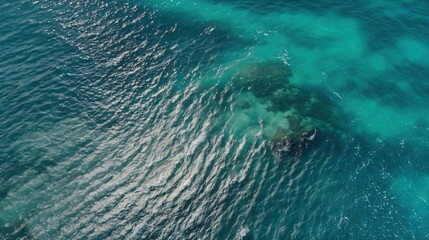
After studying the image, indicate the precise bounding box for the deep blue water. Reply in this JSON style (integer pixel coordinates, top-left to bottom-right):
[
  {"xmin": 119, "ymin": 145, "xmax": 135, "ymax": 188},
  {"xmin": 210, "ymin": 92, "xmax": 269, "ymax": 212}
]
[{"xmin": 1, "ymin": 0, "xmax": 429, "ymax": 239}]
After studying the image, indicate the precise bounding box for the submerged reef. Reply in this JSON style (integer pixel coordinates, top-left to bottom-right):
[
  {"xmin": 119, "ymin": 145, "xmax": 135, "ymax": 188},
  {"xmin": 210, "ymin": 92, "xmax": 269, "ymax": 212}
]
[
  {"xmin": 234, "ymin": 61, "xmax": 292, "ymax": 98},
  {"xmin": 231, "ymin": 60, "xmax": 344, "ymax": 157}
]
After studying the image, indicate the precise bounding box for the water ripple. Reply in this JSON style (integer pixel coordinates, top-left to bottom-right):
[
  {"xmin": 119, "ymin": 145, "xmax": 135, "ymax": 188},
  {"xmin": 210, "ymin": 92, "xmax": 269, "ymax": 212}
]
[{"xmin": 2, "ymin": 0, "xmax": 429, "ymax": 239}]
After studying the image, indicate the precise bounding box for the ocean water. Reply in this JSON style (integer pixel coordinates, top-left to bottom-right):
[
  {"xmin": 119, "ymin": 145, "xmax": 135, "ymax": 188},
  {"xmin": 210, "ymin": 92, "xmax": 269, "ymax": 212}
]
[{"xmin": 1, "ymin": 0, "xmax": 429, "ymax": 239}]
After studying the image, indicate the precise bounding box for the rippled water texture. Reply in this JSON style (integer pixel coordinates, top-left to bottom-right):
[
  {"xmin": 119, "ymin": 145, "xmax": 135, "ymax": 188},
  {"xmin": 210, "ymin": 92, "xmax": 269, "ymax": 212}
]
[{"xmin": 1, "ymin": 0, "xmax": 429, "ymax": 239}]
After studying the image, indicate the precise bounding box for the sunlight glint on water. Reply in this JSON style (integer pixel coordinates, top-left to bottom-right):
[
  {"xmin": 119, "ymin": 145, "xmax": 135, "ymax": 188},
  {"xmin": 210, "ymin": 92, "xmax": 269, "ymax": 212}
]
[{"xmin": 1, "ymin": 0, "xmax": 429, "ymax": 239}]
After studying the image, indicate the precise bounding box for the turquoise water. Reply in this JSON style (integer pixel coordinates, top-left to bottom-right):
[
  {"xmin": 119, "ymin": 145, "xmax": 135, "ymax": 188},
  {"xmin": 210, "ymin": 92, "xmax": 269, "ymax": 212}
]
[{"xmin": 1, "ymin": 0, "xmax": 429, "ymax": 239}]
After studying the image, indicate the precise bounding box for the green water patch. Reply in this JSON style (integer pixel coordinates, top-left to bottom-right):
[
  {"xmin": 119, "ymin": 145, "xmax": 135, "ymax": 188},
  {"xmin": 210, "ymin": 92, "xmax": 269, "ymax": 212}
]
[
  {"xmin": 391, "ymin": 174, "xmax": 429, "ymax": 213},
  {"xmin": 342, "ymin": 97, "xmax": 423, "ymax": 138},
  {"xmin": 390, "ymin": 172, "xmax": 429, "ymax": 238},
  {"xmin": 397, "ymin": 37, "xmax": 429, "ymax": 66}
]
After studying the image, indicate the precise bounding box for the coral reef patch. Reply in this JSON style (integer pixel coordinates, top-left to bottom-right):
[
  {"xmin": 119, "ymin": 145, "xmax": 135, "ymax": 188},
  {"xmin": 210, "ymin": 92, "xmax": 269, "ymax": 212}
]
[{"xmin": 231, "ymin": 60, "xmax": 344, "ymax": 156}]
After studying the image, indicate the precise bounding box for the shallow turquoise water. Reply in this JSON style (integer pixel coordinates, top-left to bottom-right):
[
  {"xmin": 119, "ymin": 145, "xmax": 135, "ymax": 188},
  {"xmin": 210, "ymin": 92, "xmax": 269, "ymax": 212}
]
[{"xmin": 1, "ymin": 0, "xmax": 429, "ymax": 239}]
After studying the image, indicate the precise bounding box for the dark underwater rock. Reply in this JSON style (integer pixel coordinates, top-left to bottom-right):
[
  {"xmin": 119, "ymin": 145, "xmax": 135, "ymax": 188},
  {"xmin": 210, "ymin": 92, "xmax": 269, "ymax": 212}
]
[
  {"xmin": 240, "ymin": 101, "xmax": 252, "ymax": 110},
  {"xmin": 302, "ymin": 128, "xmax": 317, "ymax": 142},
  {"xmin": 304, "ymin": 93, "xmax": 335, "ymax": 122},
  {"xmin": 286, "ymin": 114, "xmax": 303, "ymax": 132},
  {"xmin": 269, "ymin": 86, "xmax": 306, "ymax": 112},
  {"xmin": 271, "ymin": 136, "xmax": 295, "ymax": 156},
  {"xmin": 271, "ymin": 128, "xmax": 317, "ymax": 157},
  {"xmin": 233, "ymin": 61, "xmax": 292, "ymax": 98},
  {"xmin": 266, "ymin": 87, "xmax": 342, "ymax": 157}
]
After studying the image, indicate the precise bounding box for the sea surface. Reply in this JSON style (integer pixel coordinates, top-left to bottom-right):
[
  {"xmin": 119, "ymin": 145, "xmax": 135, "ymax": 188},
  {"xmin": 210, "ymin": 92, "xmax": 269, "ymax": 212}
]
[{"xmin": 1, "ymin": 0, "xmax": 429, "ymax": 239}]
